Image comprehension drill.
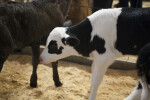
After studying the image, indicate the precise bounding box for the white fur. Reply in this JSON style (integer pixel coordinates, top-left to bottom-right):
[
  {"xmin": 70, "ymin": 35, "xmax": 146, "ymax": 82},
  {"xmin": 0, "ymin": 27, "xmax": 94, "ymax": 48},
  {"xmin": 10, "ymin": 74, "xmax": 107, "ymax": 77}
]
[{"xmin": 88, "ymin": 8, "xmax": 122, "ymax": 57}]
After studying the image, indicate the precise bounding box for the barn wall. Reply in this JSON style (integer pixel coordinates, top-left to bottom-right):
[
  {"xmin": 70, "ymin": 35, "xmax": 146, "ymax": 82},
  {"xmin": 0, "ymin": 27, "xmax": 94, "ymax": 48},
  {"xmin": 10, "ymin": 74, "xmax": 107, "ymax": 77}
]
[{"xmin": 67, "ymin": 0, "xmax": 93, "ymax": 25}]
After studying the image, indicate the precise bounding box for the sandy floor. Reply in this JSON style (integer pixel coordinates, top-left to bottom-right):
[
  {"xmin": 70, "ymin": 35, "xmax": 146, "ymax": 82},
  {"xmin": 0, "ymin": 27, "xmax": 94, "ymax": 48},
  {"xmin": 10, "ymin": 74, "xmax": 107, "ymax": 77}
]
[{"xmin": 0, "ymin": 55, "xmax": 138, "ymax": 100}]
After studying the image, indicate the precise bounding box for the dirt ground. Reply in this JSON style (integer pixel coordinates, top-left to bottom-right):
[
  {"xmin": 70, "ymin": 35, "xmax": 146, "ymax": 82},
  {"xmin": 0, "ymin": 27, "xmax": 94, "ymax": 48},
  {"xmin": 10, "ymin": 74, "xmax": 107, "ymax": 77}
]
[{"xmin": 0, "ymin": 55, "xmax": 138, "ymax": 100}]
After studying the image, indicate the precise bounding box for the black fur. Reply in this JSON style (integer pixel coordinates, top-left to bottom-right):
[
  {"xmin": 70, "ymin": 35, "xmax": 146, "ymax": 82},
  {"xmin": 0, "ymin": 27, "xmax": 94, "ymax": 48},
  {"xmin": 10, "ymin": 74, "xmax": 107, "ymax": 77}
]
[
  {"xmin": 116, "ymin": 8, "xmax": 150, "ymax": 55},
  {"xmin": 115, "ymin": 8, "xmax": 150, "ymax": 91},
  {"xmin": 0, "ymin": 0, "xmax": 71, "ymax": 87},
  {"xmin": 66, "ymin": 18, "xmax": 106, "ymax": 57},
  {"xmin": 48, "ymin": 40, "xmax": 58, "ymax": 54}
]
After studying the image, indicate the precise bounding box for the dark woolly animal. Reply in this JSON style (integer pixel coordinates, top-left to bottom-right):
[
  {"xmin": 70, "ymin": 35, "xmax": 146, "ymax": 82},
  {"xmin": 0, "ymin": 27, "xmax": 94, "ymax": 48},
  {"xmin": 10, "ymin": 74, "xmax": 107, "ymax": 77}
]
[{"xmin": 0, "ymin": 0, "xmax": 72, "ymax": 87}]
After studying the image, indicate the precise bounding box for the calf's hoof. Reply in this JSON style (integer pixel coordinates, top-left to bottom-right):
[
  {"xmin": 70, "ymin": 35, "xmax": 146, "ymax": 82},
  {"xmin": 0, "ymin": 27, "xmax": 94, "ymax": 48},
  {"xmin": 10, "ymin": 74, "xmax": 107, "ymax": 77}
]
[
  {"xmin": 55, "ymin": 81, "xmax": 63, "ymax": 87},
  {"xmin": 30, "ymin": 82, "xmax": 37, "ymax": 88},
  {"xmin": 30, "ymin": 74, "xmax": 37, "ymax": 87}
]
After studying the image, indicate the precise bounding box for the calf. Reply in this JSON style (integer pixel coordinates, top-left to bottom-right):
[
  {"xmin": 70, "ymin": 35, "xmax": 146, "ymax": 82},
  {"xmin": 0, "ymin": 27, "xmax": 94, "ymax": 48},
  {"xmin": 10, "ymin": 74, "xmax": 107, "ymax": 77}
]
[
  {"xmin": 40, "ymin": 8, "xmax": 150, "ymax": 100},
  {"xmin": 0, "ymin": 0, "xmax": 72, "ymax": 87}
]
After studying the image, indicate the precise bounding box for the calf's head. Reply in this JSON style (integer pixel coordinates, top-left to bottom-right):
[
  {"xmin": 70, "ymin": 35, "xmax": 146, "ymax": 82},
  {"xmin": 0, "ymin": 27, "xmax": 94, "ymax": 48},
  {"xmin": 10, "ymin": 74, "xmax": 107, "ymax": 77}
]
[{"xmin": 40, "ymin": 27, "xmax": 80, "ymax": 64}]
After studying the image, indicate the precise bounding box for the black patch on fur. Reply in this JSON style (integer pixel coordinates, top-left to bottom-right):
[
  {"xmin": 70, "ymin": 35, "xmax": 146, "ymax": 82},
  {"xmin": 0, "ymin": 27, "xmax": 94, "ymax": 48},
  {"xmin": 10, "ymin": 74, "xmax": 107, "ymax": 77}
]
[
  {"xmin": 91, "ymin": 35, "xmax": 106, "ymax": 54},
  {"xmin": 66, "ymin": 18, "xmax": 106, "ymax": 57},
  {"xmin": 48, "ymin": 40, "xmax": 64, "ymax": 54},
  {"xmin": 115, "ymin": 8, "xmax": 150, "ymax": 55},
  {"xmin": 48, "ymin": 40, "xmax": 58, "ymax": 53}
]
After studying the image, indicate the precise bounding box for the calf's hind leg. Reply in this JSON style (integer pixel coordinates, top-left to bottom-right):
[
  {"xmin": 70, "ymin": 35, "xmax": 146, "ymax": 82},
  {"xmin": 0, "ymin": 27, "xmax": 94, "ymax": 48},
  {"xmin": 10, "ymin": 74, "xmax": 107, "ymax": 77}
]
[
  {"xmin": 89, "ymin": 54, "xmax": 115, "ymax": 100},
  {"xmin": 30, "ymin": 45, "xmax": 40, "ymax": 87}
]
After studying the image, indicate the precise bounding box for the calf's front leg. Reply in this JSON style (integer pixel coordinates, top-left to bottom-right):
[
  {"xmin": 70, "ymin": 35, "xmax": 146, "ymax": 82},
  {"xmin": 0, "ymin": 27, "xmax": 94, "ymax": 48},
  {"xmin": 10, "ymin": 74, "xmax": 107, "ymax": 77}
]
[{"xmin": 89, "ymin": 54, "xmax": 115, "ymax": 100}]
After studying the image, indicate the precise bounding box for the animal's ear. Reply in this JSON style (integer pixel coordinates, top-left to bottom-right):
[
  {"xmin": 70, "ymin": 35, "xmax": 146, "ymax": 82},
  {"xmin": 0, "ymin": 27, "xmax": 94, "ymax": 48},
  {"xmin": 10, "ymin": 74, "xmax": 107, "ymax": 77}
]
[{"xmin": 66, "ymin": 36, "xmax": 80, "ymax": 47}]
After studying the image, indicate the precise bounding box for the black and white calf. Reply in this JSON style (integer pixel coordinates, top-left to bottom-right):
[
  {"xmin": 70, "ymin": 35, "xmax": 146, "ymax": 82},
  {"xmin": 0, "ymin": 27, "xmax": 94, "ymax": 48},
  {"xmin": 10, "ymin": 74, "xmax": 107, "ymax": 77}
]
[{"xmin": 40, "ymin": 8, "xmax": 150, "ymax": 100}]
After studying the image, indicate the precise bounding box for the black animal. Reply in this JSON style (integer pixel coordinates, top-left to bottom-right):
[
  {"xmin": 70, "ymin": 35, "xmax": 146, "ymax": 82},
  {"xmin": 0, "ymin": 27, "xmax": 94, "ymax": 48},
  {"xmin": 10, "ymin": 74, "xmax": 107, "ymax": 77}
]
[{"xmin": 0, "ymin": 0, "xmax": 72, "ymax": 87}]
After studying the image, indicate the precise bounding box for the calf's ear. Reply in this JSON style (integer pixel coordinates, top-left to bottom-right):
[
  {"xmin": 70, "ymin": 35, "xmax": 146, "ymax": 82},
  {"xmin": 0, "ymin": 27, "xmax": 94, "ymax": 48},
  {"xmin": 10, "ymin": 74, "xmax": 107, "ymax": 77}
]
[{"xmin": 66, "ymin": 36, "xmax": 80, "ymax": 47}]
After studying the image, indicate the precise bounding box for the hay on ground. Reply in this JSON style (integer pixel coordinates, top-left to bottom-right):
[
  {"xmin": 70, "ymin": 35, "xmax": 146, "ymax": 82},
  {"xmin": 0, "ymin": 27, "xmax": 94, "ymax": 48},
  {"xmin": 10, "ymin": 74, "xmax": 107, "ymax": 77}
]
[{"xmin": 0, "ymin": 55, "xmax": 138, "ymax": 100}]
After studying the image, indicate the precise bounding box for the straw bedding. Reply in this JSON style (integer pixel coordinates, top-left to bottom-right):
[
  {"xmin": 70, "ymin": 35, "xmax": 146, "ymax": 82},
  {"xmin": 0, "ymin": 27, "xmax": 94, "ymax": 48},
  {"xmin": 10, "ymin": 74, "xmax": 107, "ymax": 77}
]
[{"xmin": 0, "ymin": 55, "xmax": 138, "ymax": 100}]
